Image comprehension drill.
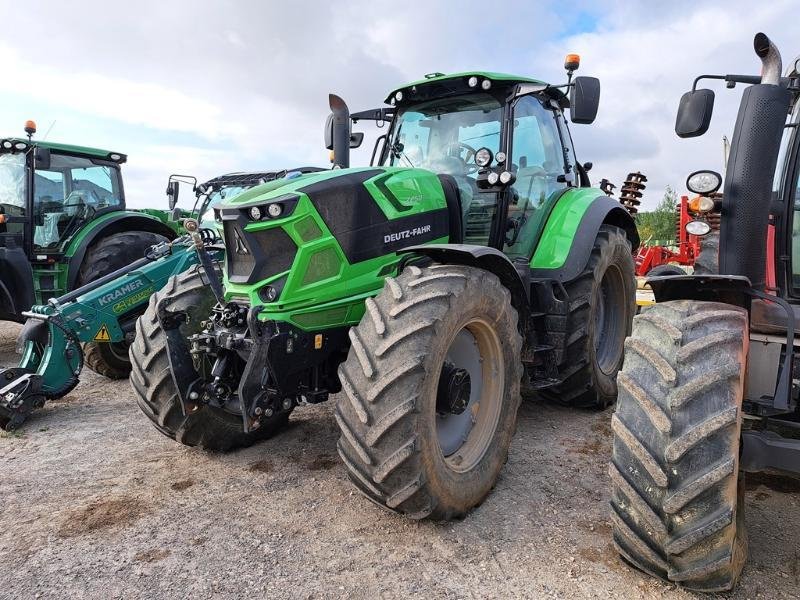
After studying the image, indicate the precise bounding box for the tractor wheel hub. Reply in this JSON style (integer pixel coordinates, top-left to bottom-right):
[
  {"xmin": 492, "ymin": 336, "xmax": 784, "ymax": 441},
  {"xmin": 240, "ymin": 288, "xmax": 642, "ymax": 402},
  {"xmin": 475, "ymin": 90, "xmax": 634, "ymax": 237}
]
[{"xmin": 436, "ymin": 362, "xmax": 471, "ymax": 415}]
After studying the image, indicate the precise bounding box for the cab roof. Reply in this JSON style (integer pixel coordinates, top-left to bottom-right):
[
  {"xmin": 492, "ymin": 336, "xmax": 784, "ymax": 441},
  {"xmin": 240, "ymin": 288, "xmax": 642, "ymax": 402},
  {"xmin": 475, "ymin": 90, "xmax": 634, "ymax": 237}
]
[
  {"xmin": 385, "ymin": 71, "xmax": 548, "ymax": 104},
  {"xmin": 0, "ymin": 138, "xmax": 126, "ymax": 163}
]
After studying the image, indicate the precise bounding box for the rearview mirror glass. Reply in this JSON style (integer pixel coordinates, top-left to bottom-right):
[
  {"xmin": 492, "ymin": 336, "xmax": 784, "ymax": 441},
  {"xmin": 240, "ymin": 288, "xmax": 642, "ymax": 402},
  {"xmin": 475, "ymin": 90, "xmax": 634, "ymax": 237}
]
[
  {"xmin": 675, "ymin": 89, "xmax": 715, "ymax": 138},
  {"xmin": 166, "ymin": 181, "xmax": 179, "ymax": 210},
  {"xmin": 570, "ymin": 76, "xmax": 600, "ymax": 124}
]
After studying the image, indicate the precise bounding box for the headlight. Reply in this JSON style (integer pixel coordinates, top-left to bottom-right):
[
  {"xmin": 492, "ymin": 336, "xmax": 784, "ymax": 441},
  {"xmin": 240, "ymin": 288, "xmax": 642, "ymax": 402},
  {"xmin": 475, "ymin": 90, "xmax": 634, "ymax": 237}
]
[
  {"xmin": 686, "ymin": 170, "xmax": 722, "ymax": 195},
  {"xmin": 487, "ymin": 172, "xmax": 500, "ymax": 185},
  {"xmin": 468, "ymin": 76, "xmax": 479, "ymax": 88},
  {"xmin": 267, "ymin": 203, "xmax": 283, "ymax": 218},
  {"xmin": 249, "ymin": 206, "xmax": 262, "ymax": 220},
  {"xmin": 685, "ymin": 220, "xmax": 711, "ymax": 236},
  {"xmin": 475, "ymin": 147, "xmax": 493, "ymax": 167}
]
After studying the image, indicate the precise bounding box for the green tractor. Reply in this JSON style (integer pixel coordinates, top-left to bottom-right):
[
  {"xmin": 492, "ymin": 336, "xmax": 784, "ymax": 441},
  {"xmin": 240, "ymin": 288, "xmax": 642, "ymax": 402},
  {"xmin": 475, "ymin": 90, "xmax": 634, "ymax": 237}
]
[
  {"xmin": 0, "ymin": 122, "xmax": 182, "ymax": 378},
  {"xmin": 130, "ymin": 56, "xmax": 639, "ymax": 519}
]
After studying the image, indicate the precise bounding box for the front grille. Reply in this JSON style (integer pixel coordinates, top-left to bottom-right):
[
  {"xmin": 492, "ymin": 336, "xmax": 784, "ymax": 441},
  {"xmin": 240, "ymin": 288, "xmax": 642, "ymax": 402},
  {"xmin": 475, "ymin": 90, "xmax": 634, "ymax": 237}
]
[{"xmin": 224, "ymin": 221, "xmax": 297, "ymax": 284}]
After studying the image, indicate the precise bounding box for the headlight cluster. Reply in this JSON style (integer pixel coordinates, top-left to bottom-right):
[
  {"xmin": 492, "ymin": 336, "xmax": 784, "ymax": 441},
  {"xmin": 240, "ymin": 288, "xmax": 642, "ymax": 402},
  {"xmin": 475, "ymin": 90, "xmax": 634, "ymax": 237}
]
[{"xmin": 248, "ymin": 202, "xmax": 285, "ymax": 221}]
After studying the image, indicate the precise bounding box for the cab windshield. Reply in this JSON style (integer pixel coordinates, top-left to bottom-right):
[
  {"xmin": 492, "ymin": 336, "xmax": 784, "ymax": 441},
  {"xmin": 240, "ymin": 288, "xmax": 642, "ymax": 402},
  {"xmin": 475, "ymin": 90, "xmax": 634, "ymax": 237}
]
[
  {"xmin": 384, "ymin": 93, "xmax": 503, "ymax": 245},
  {"xmin": 33, "ymin": 153, "xmax": 123, "ymax": 249},
  {"xmin": 384, "ymin": 93, "xmax": 502, "ymax": 177}
]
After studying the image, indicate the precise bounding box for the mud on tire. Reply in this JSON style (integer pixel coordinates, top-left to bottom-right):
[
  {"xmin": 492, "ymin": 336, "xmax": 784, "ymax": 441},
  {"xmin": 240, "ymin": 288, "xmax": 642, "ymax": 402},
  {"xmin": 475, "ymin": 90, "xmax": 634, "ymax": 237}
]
[
  {"xmin": 129, "ymin": 268, "xmax": 289, "ymax": 451},
  {"xmin": 78, "ymin": 231, "xmax": 168, "ymax": 379},
  {"xmin": 610, "ymin": 300, "xmax": 747, "ymax": 592},
  {"xmin": 335, "ymin": 264, "xmax": 523, "ymax": 520},
  {"xmin": 540, "ymin": 225, "xmax": 636, "ymax": 408}
]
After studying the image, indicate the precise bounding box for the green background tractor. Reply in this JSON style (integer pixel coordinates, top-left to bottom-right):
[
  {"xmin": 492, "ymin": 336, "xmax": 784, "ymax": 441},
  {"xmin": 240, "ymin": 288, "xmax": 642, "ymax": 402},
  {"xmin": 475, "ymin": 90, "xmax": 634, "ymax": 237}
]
[
  {"xmin": 0, "ymin": 124, "xmax": 181, "ymax": 378},
  {"xmin": 129, "ymin": 58, "xmax": 639, "ymax": 520}
]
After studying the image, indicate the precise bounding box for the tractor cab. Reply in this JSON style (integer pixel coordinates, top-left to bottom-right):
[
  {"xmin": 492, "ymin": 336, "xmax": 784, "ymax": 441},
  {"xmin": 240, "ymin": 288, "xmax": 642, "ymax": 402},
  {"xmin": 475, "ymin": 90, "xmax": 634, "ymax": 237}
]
[
  {"xmin": 337, "ymin": 61, "xmax": 601, "ymax": 261},
  {"xmin": 0, "ymin": 127, "xmax": 127, "ymax": 257}
]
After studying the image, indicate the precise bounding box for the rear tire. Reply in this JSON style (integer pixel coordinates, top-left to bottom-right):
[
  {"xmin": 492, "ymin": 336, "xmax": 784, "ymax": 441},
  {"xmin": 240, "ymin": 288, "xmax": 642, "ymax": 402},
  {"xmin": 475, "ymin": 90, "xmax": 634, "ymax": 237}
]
[
  {"xmin": 78, "ymin": 231, "xmax": 168, "ymax": 379},
  {"xmin": 335, "ymin": 264, "xmax": 523, "ymax": 520},
  {"xmin": 129, "ymin": 268, "xmax": 289, "ymax": 451},
  {"xmin": 610, "ymin": 300, "xmax": 747, "ymax": 592},
  {"xmin": 540, "ymin": 225, "xmax": 636, "ymax": 408},
  {"xmin": 646, "ymin": 264, "xmax": 686, "ymax": 277}
]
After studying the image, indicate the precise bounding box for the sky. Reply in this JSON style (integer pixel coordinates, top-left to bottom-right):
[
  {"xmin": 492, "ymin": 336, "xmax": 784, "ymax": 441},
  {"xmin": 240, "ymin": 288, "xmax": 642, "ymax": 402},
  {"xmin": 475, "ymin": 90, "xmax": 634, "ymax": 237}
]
[{"xmin": 0, "ymin": 0, "xmax": 796, "ymax": 211}]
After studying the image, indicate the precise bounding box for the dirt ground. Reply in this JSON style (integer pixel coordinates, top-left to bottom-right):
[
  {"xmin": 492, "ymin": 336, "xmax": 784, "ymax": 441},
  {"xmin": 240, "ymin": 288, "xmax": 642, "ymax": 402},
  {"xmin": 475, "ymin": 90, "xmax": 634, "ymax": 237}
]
[{"xmin": 1, "ymin": 321, "xmax": 798, "ymax": 600}]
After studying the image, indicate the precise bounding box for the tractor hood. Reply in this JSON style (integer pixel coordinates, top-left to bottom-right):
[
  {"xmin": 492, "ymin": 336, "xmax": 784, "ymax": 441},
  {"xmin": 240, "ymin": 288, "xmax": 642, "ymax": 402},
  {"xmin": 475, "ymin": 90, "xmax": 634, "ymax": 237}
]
[{"xmin": 217, "ymin": 166, "xmax": 452, "ymax": 298}]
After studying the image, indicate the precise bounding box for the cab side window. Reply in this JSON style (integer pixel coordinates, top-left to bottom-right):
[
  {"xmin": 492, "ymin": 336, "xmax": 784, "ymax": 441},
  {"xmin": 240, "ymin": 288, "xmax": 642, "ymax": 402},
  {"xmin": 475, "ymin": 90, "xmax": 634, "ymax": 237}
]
[{"xmin": 504, "ymin": 96, "xmax": 567, "ymax": 258}]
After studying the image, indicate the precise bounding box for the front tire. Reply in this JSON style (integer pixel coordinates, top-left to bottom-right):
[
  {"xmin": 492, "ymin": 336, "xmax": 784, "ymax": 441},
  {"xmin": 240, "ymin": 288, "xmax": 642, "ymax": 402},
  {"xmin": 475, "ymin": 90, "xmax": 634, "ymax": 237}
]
[
  {"xmin": 129, "ymin": 268, "xmax": 289, "ymax": 451},
  {"xmin": 610, "ymin": 300, "xmax": 748, "ymax": 592},
  {"xmin": 540, "ymin": 225, "xmax": 636, "ymax": 408},
  {"xmin": 336, "ymin": 264, "xmax": 523, "ymax": 520},
  {"xmin": 78, "ymin": 231, "xmax": 168, "ymax": 379}
]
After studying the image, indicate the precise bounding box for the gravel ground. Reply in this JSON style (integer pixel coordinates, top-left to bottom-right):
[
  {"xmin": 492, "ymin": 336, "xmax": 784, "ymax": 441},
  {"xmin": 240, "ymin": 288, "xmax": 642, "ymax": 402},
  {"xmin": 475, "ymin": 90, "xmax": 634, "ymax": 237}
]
[{"xmin": 1, "ymin": 321, "xmax": 798, "ymax": 599}]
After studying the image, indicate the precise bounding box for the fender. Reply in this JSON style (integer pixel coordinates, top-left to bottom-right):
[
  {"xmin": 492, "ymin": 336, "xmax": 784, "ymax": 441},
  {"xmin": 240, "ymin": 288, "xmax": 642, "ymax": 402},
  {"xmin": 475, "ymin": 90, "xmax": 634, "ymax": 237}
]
[
  {"xmin": 530, "ymin": 193, "xmax": 638, "ymax": 283},
  {"xmin": 398, "ymin": 243, "xmax": 530, "ymax": 317},
  {"xmin": 66, "ymin": 212, "xmax": 178, "ymax": 291}
]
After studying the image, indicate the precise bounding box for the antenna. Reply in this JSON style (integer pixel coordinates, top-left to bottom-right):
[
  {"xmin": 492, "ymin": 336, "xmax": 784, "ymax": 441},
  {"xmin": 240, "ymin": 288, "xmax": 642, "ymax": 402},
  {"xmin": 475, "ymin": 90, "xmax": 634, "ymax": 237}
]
[{"xmin": 42, "ymin": 120, "xmax": 57, "ymax": 141}]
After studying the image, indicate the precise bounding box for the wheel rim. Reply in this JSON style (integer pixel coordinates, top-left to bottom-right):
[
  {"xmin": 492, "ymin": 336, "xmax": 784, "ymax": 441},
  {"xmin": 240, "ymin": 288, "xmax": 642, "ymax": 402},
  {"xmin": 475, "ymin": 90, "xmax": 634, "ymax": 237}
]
[
  {"xmin": 435, "ymin": 318, "xmax": 504, "ymax": 473},
  {"xmin": 594, "ymin": 264, "xmax": 626, "ymax": 375}
]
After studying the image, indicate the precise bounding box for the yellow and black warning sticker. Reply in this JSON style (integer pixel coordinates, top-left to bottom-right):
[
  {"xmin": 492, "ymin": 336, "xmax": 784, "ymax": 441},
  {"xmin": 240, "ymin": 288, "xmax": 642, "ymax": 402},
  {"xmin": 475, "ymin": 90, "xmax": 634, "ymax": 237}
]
[{"xmin": 93, "ymin": 324, "xmax": 112, "ymax": 342}]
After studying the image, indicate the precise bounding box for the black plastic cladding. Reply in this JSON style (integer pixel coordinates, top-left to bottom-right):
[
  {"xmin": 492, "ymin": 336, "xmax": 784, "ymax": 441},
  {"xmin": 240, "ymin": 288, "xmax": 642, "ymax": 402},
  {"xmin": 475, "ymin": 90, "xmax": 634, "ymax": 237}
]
[
  {"xmin": 299, "ymin": 169, "xmax": 450, "ymax": 264},
  {"xmin": 719, "ymin": 84, "xmax": 791, "ymax": 287},
  {"xmin": 222, "ymin": 219, "xmax": 297, "ymax": 285}
]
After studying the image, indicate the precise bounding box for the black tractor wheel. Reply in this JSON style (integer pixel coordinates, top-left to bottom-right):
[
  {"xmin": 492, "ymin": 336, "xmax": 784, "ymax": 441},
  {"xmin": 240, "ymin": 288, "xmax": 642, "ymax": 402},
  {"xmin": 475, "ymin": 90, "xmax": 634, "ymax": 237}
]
[
  {"xmin": 335, "ymin": 264, "xmax": 523, "ymax": 520},
  {"xmin": 129, "ymin": 268, "xmax": 290, "ymax": 451},
  {"xmin": 77, "ymin": 231, "xmax": 168, "ymax": 379},
  {"xmin": 692, "ymin": 232, "xmax": 719, "ymax": 275},
  {"xmin": 540, "ymin": 225, "xmax": 636, "ymax": 408},
  {"xmin": 610, "ymin": 300, "xmax": 747, "ymax": 592},
  {"xmin": 646, "ymin": 264, "xmax": 686, "ymax": 277}
]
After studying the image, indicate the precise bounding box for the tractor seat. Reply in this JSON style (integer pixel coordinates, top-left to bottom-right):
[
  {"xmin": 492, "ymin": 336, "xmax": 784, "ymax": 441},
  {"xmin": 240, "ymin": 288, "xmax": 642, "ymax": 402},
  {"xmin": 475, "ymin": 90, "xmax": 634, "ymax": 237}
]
[
  {"xmin": 750, "ymin": 298, "xmax": 800, "ymax": 336},
  {"xmin": 437, "ymin": 174, "xmax": 464, "ymax": 244}
]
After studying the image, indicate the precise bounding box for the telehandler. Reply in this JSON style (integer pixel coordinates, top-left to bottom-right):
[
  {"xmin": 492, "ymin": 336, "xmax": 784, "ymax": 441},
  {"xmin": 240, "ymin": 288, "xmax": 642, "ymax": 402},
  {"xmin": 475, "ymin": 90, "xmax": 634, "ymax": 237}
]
[
  {"xmin": 610, "ymin": 32, "xmax": 800, "ymax": 591},
  {"xmin": 130, "ymin": 56, "xmax": 639, "ymax": 520}
]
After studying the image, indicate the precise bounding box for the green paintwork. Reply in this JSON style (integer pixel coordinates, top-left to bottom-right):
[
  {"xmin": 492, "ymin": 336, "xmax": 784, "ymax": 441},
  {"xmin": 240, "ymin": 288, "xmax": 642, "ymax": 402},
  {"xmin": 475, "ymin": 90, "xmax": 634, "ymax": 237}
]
[
  {"xmin": 529, "ymin": 187, "xmax": 605, "ymax": 270},
  {"xmin": 19, "ymin": 240, "xmax": 210, "ymax": 395},
  {"xmin": 221, "ymin": 167, "xmax": 449, "ymax": 331},
  {"xmin": 1, "ymin": 137, "xmax": 125, "ymax": 162},
  {"xmin": 386, "ymin": 71, "xmax": 547, "ymax": 103}
]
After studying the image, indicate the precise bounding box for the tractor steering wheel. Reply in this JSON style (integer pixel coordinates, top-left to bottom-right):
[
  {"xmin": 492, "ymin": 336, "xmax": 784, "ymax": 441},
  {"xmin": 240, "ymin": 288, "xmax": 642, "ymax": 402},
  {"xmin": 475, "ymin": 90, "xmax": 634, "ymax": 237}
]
[{"xmin": 446, "ymin": 142, "xmax": 480, "ymax": 175}]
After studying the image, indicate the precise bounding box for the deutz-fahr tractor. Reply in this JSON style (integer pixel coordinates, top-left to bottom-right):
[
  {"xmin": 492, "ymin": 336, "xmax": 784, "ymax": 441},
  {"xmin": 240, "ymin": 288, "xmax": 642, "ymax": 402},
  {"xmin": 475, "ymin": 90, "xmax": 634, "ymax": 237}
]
[
  {"xmin": 0, "ymin": 122, "xmax": 183, "ymax": 378},
  {"xmin": 130, "ymin": 56, "xmax": 639, "ymax": 520},
  {"xmin": 610, "ymin": 33, "xmax": 800, "ymax": 591}
]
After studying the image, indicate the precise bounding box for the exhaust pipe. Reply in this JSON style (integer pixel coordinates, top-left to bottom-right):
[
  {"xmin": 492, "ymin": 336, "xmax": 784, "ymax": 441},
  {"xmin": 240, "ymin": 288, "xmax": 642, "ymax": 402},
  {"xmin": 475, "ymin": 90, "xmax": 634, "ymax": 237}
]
[
  {"xmin": 754, "ymin": 32, "xmax": 782, "ymax": 85},
  {"xmin": 329, "ymin": 94, "xmax": 351, "ymax": 169},
  {"xmin": 719, "ymin": 33, "xmax": 790, "ymax": 288}
]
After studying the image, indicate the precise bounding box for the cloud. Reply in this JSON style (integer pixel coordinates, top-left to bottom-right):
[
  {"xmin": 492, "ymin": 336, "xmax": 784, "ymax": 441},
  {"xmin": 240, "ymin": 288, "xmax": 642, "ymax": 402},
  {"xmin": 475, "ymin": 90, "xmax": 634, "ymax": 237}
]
[{"xmin": 0, "ymin": 0, "xmax": 796, "ymax": 211}]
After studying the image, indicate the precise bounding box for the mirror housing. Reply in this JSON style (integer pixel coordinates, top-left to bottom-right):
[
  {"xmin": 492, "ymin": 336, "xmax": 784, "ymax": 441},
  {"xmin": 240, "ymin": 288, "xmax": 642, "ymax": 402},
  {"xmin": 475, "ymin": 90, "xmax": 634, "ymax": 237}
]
[
  {"xmin": 166, "ymin": 181, "xmax": 180, "ymax": 210},
  {"xmin": 675, "ymin": 89, "xmax": 715, "ymax": 138},
  {"xmin": 324, "ymin": 113, "xmax": 335, "ymax": 150},
  {"xmin": 569, "ymin": 76, "xmax": 600, "ymax": 124},
  {"xmin": 34, "ymin": 146, "xmax": 51, "ymax": 170},
  {"xmin": 350, "ymin": 131, "xmax": 364, "ymax": 149}
]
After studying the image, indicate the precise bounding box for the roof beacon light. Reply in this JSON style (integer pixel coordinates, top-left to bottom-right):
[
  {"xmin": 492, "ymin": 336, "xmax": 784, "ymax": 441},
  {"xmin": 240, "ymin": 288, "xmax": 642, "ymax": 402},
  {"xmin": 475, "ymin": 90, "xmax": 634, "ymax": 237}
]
[
  {"xmin": 564, "ymin": 54, "xmax": 581, "ymax": 72},
  {"xmin": 24, "ymin": 120, "xmax": 37, "ymax": 139}
]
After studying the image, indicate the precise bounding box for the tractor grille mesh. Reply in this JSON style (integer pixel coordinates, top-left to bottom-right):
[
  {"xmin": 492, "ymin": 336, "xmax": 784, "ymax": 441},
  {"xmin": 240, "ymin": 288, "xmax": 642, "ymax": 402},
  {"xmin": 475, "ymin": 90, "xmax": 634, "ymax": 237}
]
[{"xmin": 224, "ymin": 221, "xmax": 297, "ymax": 284}]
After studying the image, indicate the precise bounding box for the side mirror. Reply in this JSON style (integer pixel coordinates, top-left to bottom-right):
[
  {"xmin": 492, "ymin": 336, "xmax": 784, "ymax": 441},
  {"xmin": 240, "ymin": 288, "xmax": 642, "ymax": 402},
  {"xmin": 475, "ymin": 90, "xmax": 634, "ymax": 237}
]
[
  {"xmin": 34, "ymin": 147, "xmax": 51, "ymax": 170},
  {"xmin": 324, "ymin": 113, "xmax": 334, "ymax": 150},
  {"xmin": 350, "ymin": 131, "xmax": 364, "ymax": 149},
  {"xmin": 675, "ymin": 89, "xmax": 715, "ymax": 138},
  {"xmin": 166, "ymin": 181, "xmax": 180, "ymax": 210},
  {"xmin": 569, "ymin": 76, "xmax": 600, "ymax": 124},
  {"xmin": 583, "ymin": 161, "xmax": 593, "ymax": 172}
]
